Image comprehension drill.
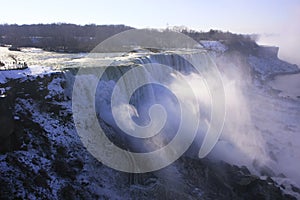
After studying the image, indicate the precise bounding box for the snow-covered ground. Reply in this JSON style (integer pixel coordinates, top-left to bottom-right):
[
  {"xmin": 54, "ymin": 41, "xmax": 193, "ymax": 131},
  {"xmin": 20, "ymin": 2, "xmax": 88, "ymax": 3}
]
[
  {"xmin": 248, "ymin": 55, "xmax": 298, "ymax": 80},
  {"xmin": 0, "ymin": 65, "xmax": 58, "ymax": 84}
]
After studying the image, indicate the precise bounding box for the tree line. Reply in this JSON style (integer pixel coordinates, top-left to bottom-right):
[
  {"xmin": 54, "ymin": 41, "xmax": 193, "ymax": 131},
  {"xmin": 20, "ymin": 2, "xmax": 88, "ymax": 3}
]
[
  {"xmin": 0, "ymin": 23, "xmax": 258, "ymax": 53},
  {"xmin": 0, "ymin": 23, "xmax": 134, "ymax": 52}
]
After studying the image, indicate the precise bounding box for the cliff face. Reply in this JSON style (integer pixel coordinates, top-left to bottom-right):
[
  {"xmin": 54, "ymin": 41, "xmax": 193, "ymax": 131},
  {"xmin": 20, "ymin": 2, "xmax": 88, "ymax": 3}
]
[{"xmin": 258, "ymin": 46, "xmax": 279, "ymax": 58}]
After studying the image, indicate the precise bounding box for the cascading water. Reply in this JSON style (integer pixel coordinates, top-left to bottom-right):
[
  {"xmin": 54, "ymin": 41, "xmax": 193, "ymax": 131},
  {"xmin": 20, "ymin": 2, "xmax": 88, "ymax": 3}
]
[
  {"xmin": 72, "ymin": 50, "xmax": 265, "ymax": 165},
  {"xmin": 89, "ymin": 51, "xmax": 210, "ymax": 190},
  {"xmin": 72, "ymin": 47, "xmax": 300, "ymax": 194},
  {"xmin": 92, "ymin": 52, "xmax": 207, "ymax": 154}
]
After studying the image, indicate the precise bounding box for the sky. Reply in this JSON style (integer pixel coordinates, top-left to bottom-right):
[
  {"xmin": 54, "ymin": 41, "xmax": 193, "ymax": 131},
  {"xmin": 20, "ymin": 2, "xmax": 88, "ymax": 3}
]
[{"xmin": 0, "ymin": 0, "xmax": 299, "ymax": 64}]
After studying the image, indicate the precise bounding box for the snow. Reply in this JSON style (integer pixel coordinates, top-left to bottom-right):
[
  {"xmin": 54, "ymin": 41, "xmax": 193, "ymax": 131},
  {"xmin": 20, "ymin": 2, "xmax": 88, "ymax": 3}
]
[
  {"xmin": 15, "ymin": 97, "xmax": 74, "ymax": 145},
  {"xmin": 14, "ymin": 116, "xmax": 20, "ymax": 120},
  {"xmin": 45, "ymin": 77, "xmax": 65, "ymax": 99},
  {"xmin": 248, "ymin": 55, "xmax": 299, "ymax": 80},
  {"xmin": 268, "ymin": 73, "xmax": 300, "ymax": 100},
  {"xmin": 11, "ymin": 92, "xmax": 130, "ymax": 199},
  {"xmin": 0, "ymin": 65, "xmax": 58, "ymax": 84},
  {"xmin": 200, "ymin": 40, "xmax": 228, "ymax": 53}
]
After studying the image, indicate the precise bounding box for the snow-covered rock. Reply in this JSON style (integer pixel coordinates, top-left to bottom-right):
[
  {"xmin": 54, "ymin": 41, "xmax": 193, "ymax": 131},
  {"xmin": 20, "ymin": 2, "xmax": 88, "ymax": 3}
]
[
  {"xmin": 200, "ymin": 40, "xmax": 228, "ymax": 53},
  {"xmin": 248, "ymin": 55, "xmax": 299, "ymax": 80},
  {"xmin": 0, "ymin": 65, "xmax": 58, "ymax": 84}
]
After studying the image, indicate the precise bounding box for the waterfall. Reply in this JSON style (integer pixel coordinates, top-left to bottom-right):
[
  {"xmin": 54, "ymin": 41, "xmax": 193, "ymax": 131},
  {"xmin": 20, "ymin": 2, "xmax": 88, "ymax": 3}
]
[
  {"xmin": 72, "ymin": 50, "xmax": 271, "ymax": 176},
  {"xmin": 72, "ymin": 50, "xmax": 214, "ymax": 172},
  {"xmin": 91, "ymin": 52, "xmax": 211, "ymax": 154}
]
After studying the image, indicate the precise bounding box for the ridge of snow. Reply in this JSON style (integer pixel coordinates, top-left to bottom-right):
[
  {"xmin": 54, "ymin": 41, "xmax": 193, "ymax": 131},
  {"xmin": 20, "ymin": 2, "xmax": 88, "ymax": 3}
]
[
  {"xmin": 0, "ymin": 65, "xmax": 59, "ymax": 84},
  {"xmin": 200, "ymin": 40, "xmax": 228, "ymax": 53}
]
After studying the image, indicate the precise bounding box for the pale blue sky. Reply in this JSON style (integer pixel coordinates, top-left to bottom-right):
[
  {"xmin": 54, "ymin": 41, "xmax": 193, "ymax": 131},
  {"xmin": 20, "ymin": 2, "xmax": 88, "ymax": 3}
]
[
  {"xmin": 1, "ymin": 0, "xmax": 300, "ymax": 64},
  {"xmin": 0, "ymin": 0, "xmax": 298, "ymax": 34}
]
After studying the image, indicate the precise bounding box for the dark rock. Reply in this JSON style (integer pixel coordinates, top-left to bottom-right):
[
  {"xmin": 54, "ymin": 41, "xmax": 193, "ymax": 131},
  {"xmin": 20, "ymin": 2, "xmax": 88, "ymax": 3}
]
[
  {"xmin": 178, "ymin": 157, "xmax": 296, "ymax": 200},
  {"xmin": 237, "ymin": 175, "xmax": 259, "ymax": 186},
  {"xmin": 0, "ymin": 97, "xmax": 14, "ymax": 138},
  {"xmin": 69, "ymin": 159, "xmax": 84, "ymax": 171},
  {"xmin": 0, "ymin": 89, "xmax": 19, "ymax": 153},
  {"xmin": 240, "ymin": 165, "xmax": 251, "ymax": 175},
  {"xmin": 33, "ymin": 174, "xmax": 48, "ymax": 188},
  {"xmin": 291, "ymin": 185, "xmax": 300, "ymax": 194},
  {"xmin": 53, "ymin": 159, "xmax": 77, "ymax": 180},
  {"xmin": 58, "ymin": 184, "xmax": 76, "ymax": 200}
]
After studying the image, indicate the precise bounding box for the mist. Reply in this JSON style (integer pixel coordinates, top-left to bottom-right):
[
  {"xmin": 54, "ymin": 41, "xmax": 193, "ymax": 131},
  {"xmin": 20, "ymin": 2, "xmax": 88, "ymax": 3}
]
[
  {"xmin": 91, "ymin": 54, "xmax": 270, "ymax": 173},
  {"xmin": 257, "ymin": 6, "xmax": 300, "ymax": 67},
  {"xmin": 72, "ymin": 44, "xmax": 300, "ymax": 185}
]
